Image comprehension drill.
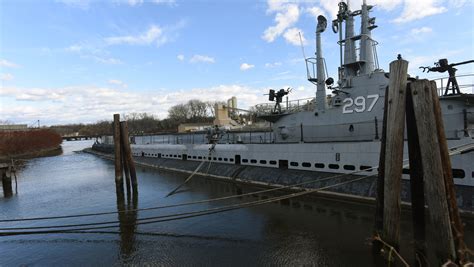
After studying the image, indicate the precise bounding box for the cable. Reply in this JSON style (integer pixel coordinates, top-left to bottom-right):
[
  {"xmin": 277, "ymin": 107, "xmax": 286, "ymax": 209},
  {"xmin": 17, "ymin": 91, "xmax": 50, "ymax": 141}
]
[
  {"xmin": 0, "ymin": 166, "xmax": 374, "ymax": 223},
  {"xmin": 0, "ymin": 176, "xmax": 371, "ymax": 236}
]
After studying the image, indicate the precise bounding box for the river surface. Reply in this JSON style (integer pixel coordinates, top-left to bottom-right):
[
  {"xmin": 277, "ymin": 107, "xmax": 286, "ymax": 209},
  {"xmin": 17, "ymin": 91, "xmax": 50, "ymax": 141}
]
[{"xmin": 0, "ymin": 140, "xmax": 472, "ymax": 266}]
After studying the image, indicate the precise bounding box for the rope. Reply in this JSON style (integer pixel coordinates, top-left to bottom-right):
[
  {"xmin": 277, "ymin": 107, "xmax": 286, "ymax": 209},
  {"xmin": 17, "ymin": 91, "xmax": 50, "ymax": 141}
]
[
  {"xmin": 0, "ymin": 167, "xmax": 374, "ymax": 223},
  {"xmin": 373, "ymin": 234, "xmax": 410, "ymax": 267},
  {"xmin": 164, "ymin": 160, "xmax": 206, "ymax": 197},
  {"xmin": 165, "ymin": 145, "xmax": 215, "ymax": 197},
  {"xmin": 0, "ymin": 176, "xmax": 370, "ymax": 236}
]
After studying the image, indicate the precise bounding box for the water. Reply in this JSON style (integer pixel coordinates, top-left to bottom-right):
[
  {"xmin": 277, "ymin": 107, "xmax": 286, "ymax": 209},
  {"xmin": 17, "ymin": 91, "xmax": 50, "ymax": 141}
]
[{"xmin": 0, "ymin": 140, "xmax": 472, "ymax": 266}]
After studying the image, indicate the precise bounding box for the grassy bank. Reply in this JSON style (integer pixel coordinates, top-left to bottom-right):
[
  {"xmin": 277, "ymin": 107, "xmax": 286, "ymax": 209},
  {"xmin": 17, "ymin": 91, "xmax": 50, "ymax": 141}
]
[{"xmin": 0, "ymin": 129, "xmax": 62, "ymax": 159}]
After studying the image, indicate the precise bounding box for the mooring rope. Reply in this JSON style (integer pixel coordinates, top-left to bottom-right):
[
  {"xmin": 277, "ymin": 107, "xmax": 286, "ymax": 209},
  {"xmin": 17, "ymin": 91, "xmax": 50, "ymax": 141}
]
[
  {"xmin": 0, "ymin": 167, "xmax": 375, "ymax": 223},
  {"xmin": 0, "ymin": 175, "xmax": 370, "ymax": 235},
  {"xmin": 372, "ymin": 234, "xmax": 410, "ymax": 267},
  {"xmin": 165, "ymin": 145, "xmax": 215, "ymax": 197}
]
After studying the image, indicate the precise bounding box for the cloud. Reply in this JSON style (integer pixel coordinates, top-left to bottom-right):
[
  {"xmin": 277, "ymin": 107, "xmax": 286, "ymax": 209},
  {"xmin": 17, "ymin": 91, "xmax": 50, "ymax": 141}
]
[
  {"xmin": 105, "ymin": 25, "xmax": 168, "ymax": 47},
  {"xmin": 108, "ymin": 79, "xmax": 128, "ymax": 88},
  {"xmin": 0, "ymin": 73, "xmax": 14, "ymax": 81},
  {"xmin": 0, "ymin": 83, "xmax": 268, "ymax": 124},
  {"xmin": 240, "ymin": 63, "xmax": 255, "ymax": 71},
  {"xmin": 265, "ymin": 62, "xmax": 282, "ymax": 68},
  {"xmin": 0, "ymin": 59, "xmax": 20, "ymax": 68},
  {"xmin": 56, "ymin": 0, "xmax": 91, "ymax": 9},
  {"xmin": 127, "ymin": 0, "xmax": 143, "ymax": 6},
  {"xmin": 151, "ymin": 0, "xmax": 176, "ymax": 5},
  {"xmin": 189, "ymin": 55, "xmax": 215, "ymax": 64},
  {"xmin": 127, "ymin": 0, "xmax": 176, "ymax": 6},
  {"xmin": 305, "ymin": 6, "xmax": 326, "ymax": 19},
  {"xmin": 393, "ymin": 0, "xmax": 447, "ymax": 23},
  {"xmin": 410, "ymin": 27, "xmax": 433, "ymax": 35},
  {"xmin": 262, "ymin": 3, "xmax": 299, "ymax": 43},
  {"xmin": 65, "ymin": 43, "xmax": 122, "ymax": 64},
  {"xmin": 177, "ymin": 54, "xmax": 185, "ymax": 61},
  {"xmin": 283, "ymin": 27, "xmax": 306, "ymax": 46}
]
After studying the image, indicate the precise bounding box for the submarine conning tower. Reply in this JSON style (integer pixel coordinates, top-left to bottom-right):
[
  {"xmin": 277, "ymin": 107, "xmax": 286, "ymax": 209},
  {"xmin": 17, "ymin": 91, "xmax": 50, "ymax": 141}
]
[{"xmin": 329, "ymin": 0, "xmax": 379, "ymax": 87}]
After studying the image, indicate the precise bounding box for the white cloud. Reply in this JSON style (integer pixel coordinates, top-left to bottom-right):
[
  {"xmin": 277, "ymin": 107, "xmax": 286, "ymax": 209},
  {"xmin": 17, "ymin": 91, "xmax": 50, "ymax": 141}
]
[
  {"xmin": 0, "ymin": 59, "xmax": 20, "ymax": 68},
  {"xmin": 0, "ymin": 84, "xmax": 267, "ymax": 124},
  {"xmin": 91, "ymin": 56, "xmax": 122, "ymax": 64},
  {"xmin": 305, "ymin": 6, "xmax": 326, "ymax": 19},
  {"xmin": 108, "ymin": 79, "xmax": 128, "ymax": 88},
  {"xmin": 265, "ymin": 62, "xmax": 282, "ymax": 68},
  {"xmin": 65, "ymin": 43, "xmax": 123, "ymax": 64},
  {"xmin": 105, "ymin": 25, "xmax": 168, "ymax": 47},
  {"xmin": 177, "ymin": 54, "xmax": 185, "ymax": 61},
  {"xmin": 189, "ymin": 55, "xmax": 215, "ymax": 64},
  {"xmin": 240, "ymin": 63, "xmax": 255, "ymax": 71},
  {"xmin": 262, "ymin": 3, "xmax": 299, "ymax": 43},
  {"xmin": 151, "ymin": 0, "xmax": 176, "ymax": 5},
  {"xmin": 127, "ymin": 0, "xmax": 143, "ymax": 6},
  {"xmin": 56, "ymin": 0, "xmax": 91, "ymax": 9},
  {"xmin": 0, "ymin": 73, "xmax": 14, "ymax": 81},
  {"xmin": 393, "ymin": 0, "xmax": 447, "ymax": 23},
  {"xmin": 283, "ymin": 27, "xmax": 306, "ymax": 46},
  {"xmin": 410, "ymin": 27, "xmax": 433, "ymax": 35}
]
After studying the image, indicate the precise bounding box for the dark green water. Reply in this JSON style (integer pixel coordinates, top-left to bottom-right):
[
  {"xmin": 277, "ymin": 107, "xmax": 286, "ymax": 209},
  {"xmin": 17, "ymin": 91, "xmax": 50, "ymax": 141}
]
[{"xmin": 0, "ymin": 140, "xmax": 472, "ymax": 266}]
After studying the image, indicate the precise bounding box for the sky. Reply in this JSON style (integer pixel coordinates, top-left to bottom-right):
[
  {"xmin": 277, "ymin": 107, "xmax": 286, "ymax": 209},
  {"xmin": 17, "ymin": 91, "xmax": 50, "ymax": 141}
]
[{"xmin": 1, "ymin": 0, "xmax": 473, "ymax": 126}]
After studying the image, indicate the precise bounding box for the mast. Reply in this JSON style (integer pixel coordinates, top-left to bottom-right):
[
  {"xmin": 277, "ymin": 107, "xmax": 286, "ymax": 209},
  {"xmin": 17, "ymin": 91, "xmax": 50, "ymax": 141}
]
[
  {"xmin": 359, "ymin": 0, "xmax": 376, "ymax": 74},
  {"xmin": 344, "ymin": 1, "xmax": 356, "ymax": 77},
  {"xmin": 315, "ymin": 15, "xmax": 328, "ymax": 111}
]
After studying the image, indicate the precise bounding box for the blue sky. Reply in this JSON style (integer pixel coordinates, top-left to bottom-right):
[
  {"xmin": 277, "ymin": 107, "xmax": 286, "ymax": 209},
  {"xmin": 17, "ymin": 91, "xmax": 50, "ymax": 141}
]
[{"xmin": 1, "ymin": 0, "xmax": 473, "ymax": 125}]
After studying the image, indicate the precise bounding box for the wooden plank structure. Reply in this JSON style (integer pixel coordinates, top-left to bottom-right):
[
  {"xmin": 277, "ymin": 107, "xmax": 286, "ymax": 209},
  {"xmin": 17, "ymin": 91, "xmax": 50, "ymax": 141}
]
[{"xmin": 373, "ymin": 59, "xmax": 467, "ymax": 265}]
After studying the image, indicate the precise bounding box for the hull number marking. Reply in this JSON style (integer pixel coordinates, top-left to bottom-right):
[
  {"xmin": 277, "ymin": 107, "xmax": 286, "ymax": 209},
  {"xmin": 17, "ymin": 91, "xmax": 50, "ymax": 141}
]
[{"xmin": 342, "ymin": 94, "xmax": 380, "ymax": 114}]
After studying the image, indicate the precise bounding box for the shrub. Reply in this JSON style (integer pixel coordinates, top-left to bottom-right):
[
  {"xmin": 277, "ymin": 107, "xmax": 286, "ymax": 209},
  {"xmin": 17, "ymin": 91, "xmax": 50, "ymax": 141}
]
[{"xmin": 0, "ymin": 129, "xmax": 62, "ymax": 157}]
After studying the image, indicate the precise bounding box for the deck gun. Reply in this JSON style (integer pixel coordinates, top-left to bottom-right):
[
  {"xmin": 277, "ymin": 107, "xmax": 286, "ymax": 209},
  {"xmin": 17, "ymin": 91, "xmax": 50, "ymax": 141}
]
[
  {"xmin": 266, "ymin": 88, "xmax": 292, "ymax": 114},
  {"xmin": 420, "ymin": 59, "xmax": 474, "ymax": 96}
]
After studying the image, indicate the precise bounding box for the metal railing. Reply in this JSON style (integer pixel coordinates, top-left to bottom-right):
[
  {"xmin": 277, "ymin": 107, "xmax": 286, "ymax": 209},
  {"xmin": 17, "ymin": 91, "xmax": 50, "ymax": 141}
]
[
  {"xmin": 254, "ymin": 97, "xmax": 315, "ymax": 116},
  {"xmin": 431, "ymin": 73, "xmax": 474, "ymax": 96}
]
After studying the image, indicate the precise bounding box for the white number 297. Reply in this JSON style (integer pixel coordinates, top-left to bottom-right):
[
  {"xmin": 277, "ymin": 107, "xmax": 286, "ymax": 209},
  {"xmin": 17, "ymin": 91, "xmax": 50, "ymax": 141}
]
[{"xmin": 342, "ymin": 94, "xmax": 379, "ymax": 114}]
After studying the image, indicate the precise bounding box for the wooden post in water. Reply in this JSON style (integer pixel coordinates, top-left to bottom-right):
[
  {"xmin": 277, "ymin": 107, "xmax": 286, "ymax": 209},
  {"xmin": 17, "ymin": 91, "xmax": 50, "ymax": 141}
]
[
  {"xmin": 120, "ymin": 121, "xmax": 138, "ymax": 193},
  {"xmin": 120, "ymin": 128, "xmax": 132, "ymax": 198},
  {"xmin": 1, "ymin": 165, "xmax": 13, "ymax": 198},
  {"xmin": 430, "ymin": 81, "xmax": 466, "ymax": 264},
  {"xmin": 113, "ymin": 114, "xmax": 123, "ymax": 184},
  {"xmin": 381, "ymin": 58, "xmax": 408, "ymax": 250},
  {"xmin": 409, "ymin": 79, "xmax": 455, "ymax": 263},
  {"xmin": 374, "ymin": 88, "xmax": 388, "ymax": 233},
  {"xmin": 405, "ymin": 83, "xmax": 427, "ymax": 266},
  {"xmin": 372, "ymin": 87, "xmax": 389, "ymax": 265}
]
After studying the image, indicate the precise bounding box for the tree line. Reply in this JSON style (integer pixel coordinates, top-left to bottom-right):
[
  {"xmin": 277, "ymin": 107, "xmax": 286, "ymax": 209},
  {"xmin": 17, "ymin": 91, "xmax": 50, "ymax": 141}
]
[{"xmin": 49, "ymin": 99, "xmax": 225, "ymax": 136}]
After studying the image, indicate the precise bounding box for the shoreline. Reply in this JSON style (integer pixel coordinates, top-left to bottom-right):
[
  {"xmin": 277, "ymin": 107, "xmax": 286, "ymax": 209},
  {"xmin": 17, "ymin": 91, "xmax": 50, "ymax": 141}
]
[{"xmin": 0, "ymin": 146, "xmax": 63, "ymax": 162}]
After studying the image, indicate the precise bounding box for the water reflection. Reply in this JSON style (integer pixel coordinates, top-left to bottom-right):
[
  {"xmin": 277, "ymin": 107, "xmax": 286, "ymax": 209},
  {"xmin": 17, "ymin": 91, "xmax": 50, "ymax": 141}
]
[{"xmin": 116, "ymin": 184, "xmax": 138, "ymax": 262}]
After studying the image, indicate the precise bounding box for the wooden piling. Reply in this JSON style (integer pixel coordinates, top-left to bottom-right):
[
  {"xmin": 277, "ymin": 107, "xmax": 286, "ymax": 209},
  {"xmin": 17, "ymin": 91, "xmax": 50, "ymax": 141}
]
[
  {"xmin": 1, "ymin": 167, "xmax": 13, "ymax": 198},
  {"xmin": 382, "ymin": 59, "xmax": 409, "ymax": 250},
  {"xmin": 406, "ymin": 83, "xmax": 428, "ymax": 266},
  {"xmin": 374, "ymin": 88, "xmax": 388, "ymax": 233},
  {"xmin": 120, "ymin": 121, "xmax": 138, "ymax": 193},
  {"xmin": 430, "ymin": 81, "xmax": 466, "ymax": 263},
  {"xmin": 113, "ymin": 114, "xmax": 123, "ymax": 184},
  {"xmin": 409, "ymin": 79, "xmax": 455, "ymax": 263},
  {"xmin": 120, "ymin": 134, "xmax": 132, "ymax": 198}
]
